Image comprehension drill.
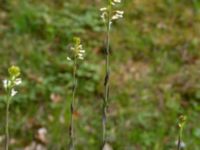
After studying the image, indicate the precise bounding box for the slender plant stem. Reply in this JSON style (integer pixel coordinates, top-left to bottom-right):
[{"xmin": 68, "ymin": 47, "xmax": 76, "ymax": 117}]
[
  {"xmin": 69, "ymin": 59, "xmax": 77, "ymax": 150},
  {"xmin": 177, "ymin": 128, "xmax": 183, "ymax": 150},
  {"xmin": 102, "ymin": 4, "xmax": 111, "ymax": 145},
  {"xmin": 177, "ymin": 134, "xmax": 181, "ymax": 150},
  {"xmin": 5, "ymin": 94, "xmax": 11, "ymax": 150}
]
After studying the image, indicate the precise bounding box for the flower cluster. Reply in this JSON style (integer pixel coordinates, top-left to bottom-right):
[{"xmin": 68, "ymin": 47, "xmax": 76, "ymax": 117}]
[
  {"xmin": 3, "ymin": 66, "xmax": 22, "ymax": 97},
  {"xmin": 100, "ymin": 0, "xmax": 124, "ymax": 24},
  {"xmin": 67, "ymin": 37, "xmax": 85, "ymax": 61},
  {"xmin": 111, "ymin": 10, "xmax": 124, "ymax": 20}
]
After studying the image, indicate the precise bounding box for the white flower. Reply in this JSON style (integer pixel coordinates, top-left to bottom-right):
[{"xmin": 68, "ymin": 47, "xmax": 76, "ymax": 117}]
[
  {"xmin": 101, "ymin": 12, "xmax": 107, "ymax": 22},
  {"xmin": 113, "ymin": 0, "xmax": 121, "ymax": 3},
  {"xmin": 78, "ymin": 56, "xmax": 84, "ymax": 60},
  {"xmin": 78, "ymin": 53, "xmax": 83, "ymax": 56},
  {"xmin": 77, "ymin": 44, "xmax": 85, "ymax": 60},
  {"xmin": 112, "ymin": 0, "xmax": 121, "ymax": 5},
  {"xmin": 111, "ymin": 2, "xmax": 115, "ymax": 6},
  {"xmin": 111, "ymin": 10, "xmax": 124, "ymax": 20},
  {"xmin": 77, "ymin": 51, "xmax": 85, "ymax": 60},
  {"xmin": 3, "ymin": 79, "xmax": 9, "ymax": 89},
  {"xmin": 78, "ymin": 44, "xmax": 83, "ymax": 50},
  {"xmin": 70, "ymin": 47, "xmax": 75, "ymax": 51},
  {"xmin": 100, "ymin": 7, "xmax": 108, "ymax": 22},
  {"xmin": 100, "ymin": 0, "xmax": 124, "ymax": 22},
  {"xmin": 67, "ymin": 57, "xmax": 71, "ymax": 61},
  {"xmin": 69, "ymin": 39, "xmax": 85, "ymax": 60},
  {"xmin": 15, "ymin": 78, "xmax": 22, "ymax": 85},
  {"xmin": 116, "ymin": 10, "xmax": 124, "ymax": 15},
  {"xmin": 79, "ymin": 50, "xmax": 85, "ymax": 53},
  {"xmin": 111, "ymin": 14, "xmax": 122, "ymax": 20},
  {"xmin": 100, "ymin": 7, "xmax": 107, "ymax": 11},
  {"xmin": 11, "ymin": 89, "xmax": 18, "ymax": 97}
]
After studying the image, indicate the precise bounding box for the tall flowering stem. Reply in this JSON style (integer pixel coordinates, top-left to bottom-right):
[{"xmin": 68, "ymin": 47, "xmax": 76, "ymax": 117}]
[
  {"xmin": 67, "ymin": 37, "xmax": 85, "ymax": 150},
  {"xmin": 100, "ymin": 0, "xmax": 124, "ymax": 147},
  {"xmin": 69, "ymin": 59, "xmax": 77, "ymax": 150},
  {"xmin": 177, "ymin": 115, "xmax": 187, "ymax": 150},
  {"xmin": 3, "ymin": 66, "xmax": 22, "ymax": 150},
  {"xmin": 103, "ymin": 7, "xmax": 111, "ymax": 146}
]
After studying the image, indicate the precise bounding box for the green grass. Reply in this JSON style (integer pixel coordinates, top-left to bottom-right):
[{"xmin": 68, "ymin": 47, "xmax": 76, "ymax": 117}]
[{"xmin": 0, "ymin": 0, "xmax": 200, "ymax": 149}]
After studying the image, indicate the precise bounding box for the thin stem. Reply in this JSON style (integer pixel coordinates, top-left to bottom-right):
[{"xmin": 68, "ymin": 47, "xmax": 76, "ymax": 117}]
[
  {"xmin": 69, "ymin": 59, "xmax": 77, "ymax": 150},
  {"xmin": 177, "ymin": 128, "xmax": 183, "ymax": 150},
  {"xmin": 102, "ymin": 4, "xmax": 111, "ymax": 146},
  {"xmin": 177, "ymin": 134, "xmax": 181, "ymax": 150},
  {"xmin": 5, "ymin": 94, "xmax": 11, "ymax": 150}
]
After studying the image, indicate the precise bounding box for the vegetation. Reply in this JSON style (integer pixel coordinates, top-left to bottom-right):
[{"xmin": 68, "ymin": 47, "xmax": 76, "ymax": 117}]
[
  {"xmin": 177, "ymin": 115, "xmax": 187, "ymax": 150},
  {"xmin": 0, "ymin": 0, "xmax": 200, "ymax": 149},
  {"xmin": 67, "ymin": 37, "xmax": 85, "ymax": 150},
  {"xmin": 3, "ymin": 66, "xmax": 22, "ymax": 150}
]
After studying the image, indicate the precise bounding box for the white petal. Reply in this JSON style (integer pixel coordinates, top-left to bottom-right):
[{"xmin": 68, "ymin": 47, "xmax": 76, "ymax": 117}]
[
  {"xmin": 11, "ymin": 89, "xmax": 18, "ymax": 97},
  {"xmin": 78, "ymin": 56, "xmax": 84, "ymax": 60},
  {"xmin": 79, "ymin": 50, "xmax": 85, "ymax": 53},
  {"xmin": 78, "ymin": 45, "xmax": 83, "ymax": 49},
  {"xmin": 3, "ymin": 79, "xmax": 8, "ymax": 89},
  {"xmin": 116, "ymin": 10, "xmax": 124, "ymax": 15},
  {"xmin": 101, "ymin": 12, "xmax": 107, "ymax": 22},
  {"xmin": 67, "ymin": 57, "xmax": 71, "ymax": 61},
  {"xmin": 100, "ymin": 7, "xmax": 107, "ymax": 11},
  {"xmin": 70, "ymin": 47, "xmax": 75, "ymax": 51},
  {"xmin": 112, "ymin": 15, "xmax": 118, "ymax": 20},
  {"xmin": 78, "ymin": 53, "xmax": 83, "ymax": 57},
  {"xmin": 111, "ymin": 13, "xmax": 123, "ymax": 20},
  {"xmin": 111, "ymin": 2, "xmax": 115, "ymax": 5},
  {"xmin": 113, "ymin": 0, "xmax": 121, "ymax": 3},
  {"xmin": 15, "ymin": 78, "xmax": 22, "ymax": 85}
]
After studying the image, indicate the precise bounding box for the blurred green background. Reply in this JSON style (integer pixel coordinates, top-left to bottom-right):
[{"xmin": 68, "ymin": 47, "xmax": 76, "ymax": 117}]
[{"xmin": 0, "ymin": 0, "xmax": 200, "ymax": 149}]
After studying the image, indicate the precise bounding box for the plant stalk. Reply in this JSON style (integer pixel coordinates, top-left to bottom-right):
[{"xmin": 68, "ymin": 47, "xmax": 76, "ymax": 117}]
[
  {"xmin": 5, "ymin": 94, "xmax": 11, "ymax": 150},
  {"xmin": 102, "ymin": 4, "xmax": 111, "ymax": 146},
  {"xmin": 177, "ymin": 128, "xmax": 183, "ymax": 150},
  {"xmin": 69, "ymin": 59, "xmax": 77, "ymax": 150},
  {"xmin": 177, "ymin": 134, "xmax": 181, "ymax": 150}
]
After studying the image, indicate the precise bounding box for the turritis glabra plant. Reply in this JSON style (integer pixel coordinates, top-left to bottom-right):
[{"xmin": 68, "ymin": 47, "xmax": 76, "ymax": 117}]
[
  {"xmin": 67, "ymin": 37, "xmax": 85, "ymax": 150},
  {"xmin": 177, "ymin": 115, "xmax": 187, "ymax": 150},
  {"xmin": 100, "ymin": 0, "xmax": 124, "ymax": 147},
  {"xmin": 3, "ymin": 66, "xmax": 22, "ymax": 150}
]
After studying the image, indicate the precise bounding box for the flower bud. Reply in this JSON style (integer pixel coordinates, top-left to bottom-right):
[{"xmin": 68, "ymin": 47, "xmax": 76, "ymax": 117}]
[{"xmin": 8, "ymin": 66, "xmax": 21, "ymax": 77}]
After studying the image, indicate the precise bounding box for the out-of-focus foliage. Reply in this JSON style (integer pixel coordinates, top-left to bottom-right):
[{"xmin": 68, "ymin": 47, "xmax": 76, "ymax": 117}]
[{"xmin": 0, "ymin": 0, "xmax": 200, "ymax": 149}]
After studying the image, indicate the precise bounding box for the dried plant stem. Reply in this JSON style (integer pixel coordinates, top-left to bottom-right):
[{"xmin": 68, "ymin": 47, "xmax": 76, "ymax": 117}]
[
  {"xmin": 69, "ymin": 59, "xmax": 77, "ymax": 150},
  {"xmin": 102, "ymin": 6, "xmax": 111, "ymax": 145}
]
